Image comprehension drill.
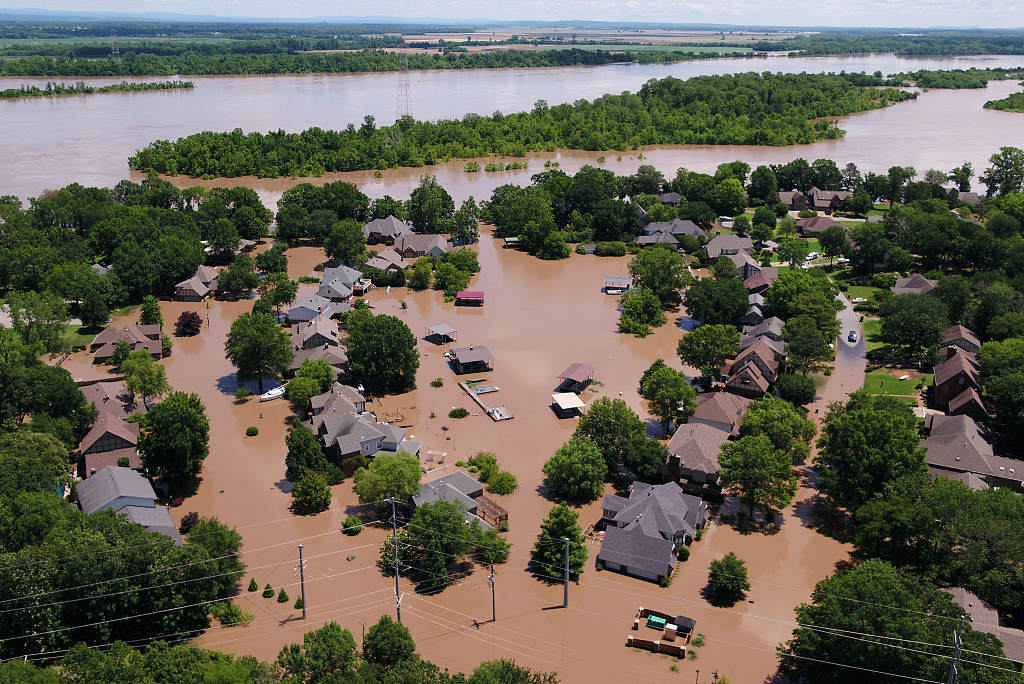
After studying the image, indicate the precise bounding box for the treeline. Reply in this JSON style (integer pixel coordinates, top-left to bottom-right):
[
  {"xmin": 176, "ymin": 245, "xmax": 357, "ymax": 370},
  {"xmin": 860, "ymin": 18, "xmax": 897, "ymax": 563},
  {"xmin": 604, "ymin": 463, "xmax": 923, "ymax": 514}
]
[
  {"xmin": 0, "ymin": 35, "xmax": 405, "ymax": 58},
  {"xmin": 0, "ymin": 79, "xmax": 193, "ymax": 99},
  {"xmin": 889, "ymin": 67, "xmax": 1023, "ymax": 89},
  {"xmin": 128, "ymin": 72, "xmax": 916, "ymax": 179},
  {"xmin": 750, "ymin": 31, "xmax": 1024, "ymax": 56},
  {"xmin": 0, "ymin": 616, "xmax": 559, "ymax": 682},
  {"xmin": 0, "ymin": 174, "xmax": 272, "ymax": 305},
  {"xmin": 0, "ymin": 45, "xmax": 736, "ymax": 77},
  {"xmin": 985, "ymin": 91, "xmax": 1024, "ymax": 112}
]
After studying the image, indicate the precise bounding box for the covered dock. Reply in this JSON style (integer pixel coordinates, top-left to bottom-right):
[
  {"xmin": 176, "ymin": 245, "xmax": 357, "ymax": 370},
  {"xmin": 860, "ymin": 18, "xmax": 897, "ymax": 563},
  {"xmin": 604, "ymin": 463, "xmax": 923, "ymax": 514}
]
[
  {"xmin": 605, "ymin": 276, "xmax": 632, "ymax": 295},
  {"xmin": 425, "ymin": 323, "xmax": 458, "ymax": 345},
  {"xmin": 558, "ymin": 363, "xmax": 596, "ymax": 393},
  {"xmin": 552, "ymin": 392, "xmax": 586, "ymax": 418},
  {"xmin": 503, "ymin": 237, "xmax": 519, "ymax": 249},
  {"xmin": 450, "ymin": 346, "xmax": 494, "ymax": 374},
  {"xmin": 455, "ymin": 290, "xmax": 485, "ymax": 307}
]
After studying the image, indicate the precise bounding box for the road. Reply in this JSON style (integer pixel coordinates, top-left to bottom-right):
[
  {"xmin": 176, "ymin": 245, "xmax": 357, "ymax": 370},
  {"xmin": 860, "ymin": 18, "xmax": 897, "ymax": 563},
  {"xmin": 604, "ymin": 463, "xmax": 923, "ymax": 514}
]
[{"xmin": 810, "ymin": 293, "xmax": 867, "ymax": 416}]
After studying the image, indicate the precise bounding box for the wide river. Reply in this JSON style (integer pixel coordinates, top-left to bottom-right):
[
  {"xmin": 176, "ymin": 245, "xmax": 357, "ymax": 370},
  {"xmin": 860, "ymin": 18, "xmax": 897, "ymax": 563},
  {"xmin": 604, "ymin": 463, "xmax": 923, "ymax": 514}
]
[{"xmin": 2, "ymin": 53, "xmax": 1024, "ymax": 204}]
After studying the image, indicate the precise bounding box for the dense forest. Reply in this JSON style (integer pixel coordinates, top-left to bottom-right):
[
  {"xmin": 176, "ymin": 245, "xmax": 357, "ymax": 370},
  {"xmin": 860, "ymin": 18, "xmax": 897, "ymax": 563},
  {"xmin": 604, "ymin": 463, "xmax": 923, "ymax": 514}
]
[
  {"xmin": 127, "ymin": 72, "xmax": 916, "ymax": 179},
  {"xmin": 750, "ymin": 31, "xmax": 1024, "ymax": 55},
  {"xmin": 0, "ymin": 79, "xmax": 193, "ymax": 99},
  {"xmin": 985, "ymin": 91, "xmax": 1024, "ymax": 112}
]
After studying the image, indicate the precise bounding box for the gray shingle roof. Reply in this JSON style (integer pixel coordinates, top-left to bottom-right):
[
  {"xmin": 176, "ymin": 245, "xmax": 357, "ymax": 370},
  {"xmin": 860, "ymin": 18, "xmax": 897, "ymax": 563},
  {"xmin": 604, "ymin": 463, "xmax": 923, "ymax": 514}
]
[
  {"xmin": 122, "ymin": 506, "xmax": 183, "ymax": 545},
  {"xmin": 77, "ymin": 466, "xmax": 156, "ymax": 514},
  {"xmin": 600, "ymin": 525, "xmax": 676, "ymax": 578}
]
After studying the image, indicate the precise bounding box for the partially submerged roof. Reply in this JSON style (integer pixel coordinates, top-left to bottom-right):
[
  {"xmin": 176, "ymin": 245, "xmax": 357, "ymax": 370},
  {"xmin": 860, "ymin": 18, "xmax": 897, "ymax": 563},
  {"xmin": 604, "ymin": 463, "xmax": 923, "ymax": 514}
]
[
  {"xmin": 427, "ymin": 323, "xmax": 457, "ymax": 337},
  {"xmin": 456, "ymin": 291, "xmax": 484, "ymax": 299},
  {"xmin": 453, "ymin": 346, "xmax": 493, "ymax": 364},
  {"xmin": 558, "ymin": 363, "xmax": 596, "ymax": 383},
  {"xmin": 552, "ymin": 393, "xmax": 586, "ymax": 411}
]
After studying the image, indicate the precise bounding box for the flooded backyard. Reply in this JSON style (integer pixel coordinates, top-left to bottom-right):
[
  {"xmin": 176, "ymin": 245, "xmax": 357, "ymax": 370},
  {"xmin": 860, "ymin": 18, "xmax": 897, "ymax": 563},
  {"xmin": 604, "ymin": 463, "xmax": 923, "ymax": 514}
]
[{"xmin": 59, "ymin": 234, "xmax": 852, "ymax": 683}]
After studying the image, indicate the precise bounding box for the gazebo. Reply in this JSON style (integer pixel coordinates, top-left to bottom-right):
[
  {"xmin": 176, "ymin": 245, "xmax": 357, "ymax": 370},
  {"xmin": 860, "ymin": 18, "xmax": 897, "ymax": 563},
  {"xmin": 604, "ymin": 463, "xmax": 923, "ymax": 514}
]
[
  {"xmin": 552, "ymin": 393, "xmax": 586, "ymax": 418},
  {"xmin": 558, "ymin": 363, "xmax": 596, "ymax": 393},
  {"xmin": 425, "ymin": 323, "xmax": 458, "ymax": 345}
]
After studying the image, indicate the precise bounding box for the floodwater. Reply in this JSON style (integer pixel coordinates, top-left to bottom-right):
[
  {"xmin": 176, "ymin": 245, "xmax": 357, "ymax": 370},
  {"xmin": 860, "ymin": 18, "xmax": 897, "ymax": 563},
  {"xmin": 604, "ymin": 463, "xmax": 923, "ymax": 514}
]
[
  {"xmin": 2, "ymin": 53, "xmax": 1024, "ymax": 203},
  {"xmin": 58, "ymin": 235, "xmax": 850, "ymax": 684}
]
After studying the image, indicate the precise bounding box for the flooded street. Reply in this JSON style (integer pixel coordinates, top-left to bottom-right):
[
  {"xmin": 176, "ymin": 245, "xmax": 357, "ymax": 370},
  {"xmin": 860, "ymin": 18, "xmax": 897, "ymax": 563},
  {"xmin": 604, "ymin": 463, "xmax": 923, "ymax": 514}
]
[
  {"xmin": 58, "ymin": 233, "xmax": 851, "ymax": 683},
  {"xmin": 2, "ymin": 53, "xmax": 1023, "ymax": 203}
]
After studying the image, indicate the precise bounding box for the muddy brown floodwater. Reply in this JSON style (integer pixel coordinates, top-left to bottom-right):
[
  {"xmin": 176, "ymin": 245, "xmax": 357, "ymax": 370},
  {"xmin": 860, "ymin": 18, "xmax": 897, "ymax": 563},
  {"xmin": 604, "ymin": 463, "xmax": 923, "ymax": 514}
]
[{"xmin": 57, "ymin": 234, "xmax": 850, "ymax": 684}]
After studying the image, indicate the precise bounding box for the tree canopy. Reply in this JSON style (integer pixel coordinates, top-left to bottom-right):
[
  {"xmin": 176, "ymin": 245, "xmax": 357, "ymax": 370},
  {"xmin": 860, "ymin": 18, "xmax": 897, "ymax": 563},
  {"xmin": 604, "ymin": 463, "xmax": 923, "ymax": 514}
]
[
  {"xmin": 223, "ymin": 311, "xmax": 293, "ymax": 393},
  {"xmin": 352, "ymin": 451, "xmax": 422, "ymax": 505},
  {"xmin": 345, "ymin": 313, "xmax": 419, "ymax": 395},
  {"xmin": 532, "ymin": 503, "xmax": 588, "ymax": 581},
  {"xmin": 542, "ymin": 438, "xmax": 608, "ymax": 504},
  {"xmin": 573, "ymin": 396, "xmax": 645, "ymax": 469},
  {"xmin": 137, "ymin": 391, "xmax": 210, "ymax": 479},
  {"xmin": 718, "ymin": 436, "xmax": 799, "ymax": 516}
]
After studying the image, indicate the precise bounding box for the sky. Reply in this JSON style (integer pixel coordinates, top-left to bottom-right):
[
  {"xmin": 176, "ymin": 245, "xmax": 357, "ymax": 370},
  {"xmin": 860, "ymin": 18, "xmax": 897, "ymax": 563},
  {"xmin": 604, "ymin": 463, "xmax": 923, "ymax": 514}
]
[{"xmin": 6, "ymin": 0, "xmax": 1024, "ymax": 28}]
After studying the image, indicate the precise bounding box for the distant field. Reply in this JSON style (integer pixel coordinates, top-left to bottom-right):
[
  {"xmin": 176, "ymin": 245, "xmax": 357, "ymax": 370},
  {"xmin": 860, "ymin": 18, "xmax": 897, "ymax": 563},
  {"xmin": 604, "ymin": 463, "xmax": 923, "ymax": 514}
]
[
  {"xmin": 536, "ymin": 44, "xmax": 752, "ymax": 54},
  {"xmin": 0, "ymin": 37, "xmax": 231, "ymax": 47}
]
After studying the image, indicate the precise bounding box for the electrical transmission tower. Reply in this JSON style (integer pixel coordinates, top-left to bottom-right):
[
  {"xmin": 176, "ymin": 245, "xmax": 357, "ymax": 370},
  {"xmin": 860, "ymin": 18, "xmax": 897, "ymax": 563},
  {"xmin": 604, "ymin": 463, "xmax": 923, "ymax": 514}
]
[
  {"xmin": 396, "ymin": 45, "xmax": 412, "ymax": 122},
  {"xmin": 110, "ymin": 29, "xmax": 120, "ymax": 63}
]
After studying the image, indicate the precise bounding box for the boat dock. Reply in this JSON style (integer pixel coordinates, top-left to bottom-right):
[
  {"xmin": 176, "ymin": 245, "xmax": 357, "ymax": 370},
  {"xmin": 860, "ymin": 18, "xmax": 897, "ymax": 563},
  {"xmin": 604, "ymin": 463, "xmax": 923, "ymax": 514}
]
[{"xmin": 458, "ymin": 382, "xmax": 514, "ymax": 421}]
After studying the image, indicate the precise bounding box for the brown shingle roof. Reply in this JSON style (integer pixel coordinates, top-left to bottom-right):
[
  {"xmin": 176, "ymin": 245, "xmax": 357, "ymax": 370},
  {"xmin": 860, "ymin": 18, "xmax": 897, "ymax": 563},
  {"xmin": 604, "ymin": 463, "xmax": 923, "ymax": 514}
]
[
  {"xmin": 933, "ymin": 349, "xmax": 980, "ymax": 388},
  {"xmin": 941, "ymin": 325, "xmax": 981, "ymax": 349},
  {"xmin": 79, "ymin": 412, "xmax": 139, "ymax": 455},
  {"xmin": 732, "ymin": 339, "xmax": 780, "ymax": 376},
  {"xmin": 692, "ymin": 392, "xmax": 751, "ymax": 434},
  {"xmin": 726, "ymin": 362, "xmax": 771, "ymax": 393},
  {"xmin": 947, "ymin": 387, "xmax": 990, "ymax": 418},
  {"xmin": 892, "ymin": 273, "xmax": 938, "ymax": 296},
  {"xmin": 667, "ymin": 423, "xmax": 730, "ymax": 475}
]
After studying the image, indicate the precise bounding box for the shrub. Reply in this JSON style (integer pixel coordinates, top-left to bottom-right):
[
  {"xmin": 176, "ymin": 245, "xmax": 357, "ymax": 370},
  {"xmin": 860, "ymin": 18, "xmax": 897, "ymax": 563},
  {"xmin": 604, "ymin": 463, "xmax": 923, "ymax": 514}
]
[
  {"xmin": 430, "ymin": 377, "xmax": 444, "ymax": 388},
  {"xmin": 343, "ymin": 515, "xmax": 363, "ymax": 535},
  {"xmin": 234, "ymin": 387, "xmax": 253, "ymax": 403},
  {"xmin": 291, "ymin": 470, "xmax": 332, "ymax": 515},
  {"xmin": 262, "ymin": 584, "xmax": 275, "ymax": 598},
  {"xmin": 277, "ymin": 588, "xmax": 289, "ymax": 603},
  {"xmin": 178, "ymin": 511, "xmax": 200, "ymax": 534},
  {"xmin": 175, "ymin": 310, "xmax": 203, "ymax": 336},
  {"xmin": 117, "ymin": 457, "xmax": 130, "ymax": 468},
  {"xmin": 594, "ymin": 241, "xmax": 627, "ymax": 257},
  {"xmin": 161, "ymin": 334, "xmax": 174, "ymax": 355},
  {"xmin": 464, "ymin": 161, "xmax": 481, "ymax": 172},
  {"xmin": 575, "ymin": 243, "xmax": 587, "ymax": 255},
  {"xmin": 210, "ymin": 600, "xmax": 254, "ymax": 627},
  {"xmin": 246, "ymin": 426, "xmax": 259, "ymax": 437},
  {"xmin": 677, "ymin": 546, "xmax": 691, "ymax": 561},
  {"xmin": 248, "ymin": 578, "xmax": 259, "ymax": 592},
  {"xmin": 707, "ymin": 552, "xmax": 750, "ymax": 605},
  {"xmin": 487, "ymin": 470, "xmax": 519, "ymax": 495},
  {"xmin": 448, "ymin": 407, "xmax": 469, "ymax": 419},
  {"xmin": 467, "ymin": 452, "xmax": 499, "ymax": 482},
  {"xmin": 298, "ymin": 276, "xmax": 320, "ymax": 284},
  {"xmin": 294, "ymin": 596, "xmax": 304, "ymax": 610}
]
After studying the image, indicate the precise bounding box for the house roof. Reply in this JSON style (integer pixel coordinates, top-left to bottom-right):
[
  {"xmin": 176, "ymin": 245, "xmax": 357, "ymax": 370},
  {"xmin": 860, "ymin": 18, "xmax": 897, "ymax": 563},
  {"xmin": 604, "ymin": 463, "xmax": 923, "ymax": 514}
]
[
  {"xmin": 174, "ymin": 276, "xmax": 211, "ymax": 298},
  {"xmin": 362, "ymin": 215, "xmax": 411, "ymax": 239},
  {"xmin": 610, "ymin": 481, "xmax": 708, "ymax": 541},
  {"xmin": 705, "ymin": 234, "xmax": 753, "ymax": 259},
  {"xmin": 321, "ymin": 265, "xmax": 363, "ymax": 287},
  {"xmin": 743, "ymin": 269, "xmax": 778, "ymax": 292},
  {"xmin": 600, "ymin": 525, "xmax": 676, "ymax": 578},
  {"xmin": 742, "ymin": 317, "xmax": 784, "ymax": 339},
  {"xmin": 957, "ymin": 192, "xmax": 981, "ymax": 206},
  {"xmin": 941, "ymin": 325, "xmax": 981, "ymax": 349},
  {"xmin": 733, "ymin": 339, "xmax": 780, "ymax": 376},
  {"xmin": 723, "ymin": 250, "xmax": 760, "ymax": 271},
  {"xmin": 320, "ymin": 413, "xmax": 385, "ymax": 455},
  {"xmin": 289, "ymin": 345, "xmax": 347, "ymax": 372},
  {"xmin": 396, "ymin": 234, "xmax": 451, "ymax": 255},
  {"xmin": 933, "ymin": 349, "xmax": 980, "ymax": 387},
  {"xmin": 122, "ymin": 505, "xmax": 183, "ymax": 545},
  {"xmin": 194, "ymin": 265, "xmax": 219, "ymax": 284},
  {"xmin": 666, "ymin": 422, "xmax": 730, "ymax": 475},
  {"xmin": 922, "ymin": 415, "xmax": 1023, "ymax": 481},
  {"xmin": 79, "ymin": 412, "xmax": 139, "ymax": 454},
  {"xmin": 310, "ymin": 382, "xmax": 364, "ymax": 413},
  {"xmin": 412, "ymin": 472, "xmax": 490, "ymax": 529},
  {"xmin": 80, "ymin": 382, "xmax": 145, "ymax": 421},
  {"xmin": 942, "ymin": 587, "xmax": 1024, "ymax": 663},
  {"xmin": 426, "ymin": 323, "xmax": 457, "ymax": 337},
  {"xmin": 288, "ymin": 295, "xmax": 344, "ymax": 320},
  {"xmin": 739, "ymin": 334, "xmax": 786, "ymax": 358},
  {"xmin": 892, "ymin": 273, "xmax": 939, "ymax": 296},
  {"xmin": 364, "ymin": 248, "xmax": 407, "ymax": 271},
  {"xmin": 692, "ymin": 392, "xmax": 751, "ymax": 434},
  {"xmin": 292, "ymin": 316, "xmax": 339, "ymax": 348},
  {"xmin": 558, "ymin": 363, "xmax": 596, "ymax": 383},
  {"xmin": 726, "ymin": 361, "xmax": 771, "ymax": 393},
  {"xmin": 77, "ymin": 466, "xmax": 156, "ymax": 514},
  {"xmin": 948, "ymin": 387, "xmax": 990, "ymax": 418},
  {"xmin": 748, "ymin": 293, "xmax": 765, "ymax": 308},
  {"xmin": 659, "ymin": 192, "xmax": 683, "ymax": 204},
  {"xmin": 778, "ymin": 191, "xmax": 805, "ymax": 204},
  {"xmin": 928, "ymin": 468, "xmax": 989, "ymax": 491},
  {"xmin": 646, "ymin": 219, "xmax": 704, "ymax": 239},
  {"xmin": 91, "ymin": 325, "xmax": 161, "ymax": 348},
  {"xmin": 637, "ymin": 231, "xmax": 679, "ymax": 246},
  {"xmin": 796, "ymin": 216, "xmax": 842, "ymax": 234},
  {"xmin": 317, "ymin": 279, "xmax": 354, "ymax": 300},
  {"xmin": 453, "ymin": 346, "xmax": 493, "ymax": 364}
]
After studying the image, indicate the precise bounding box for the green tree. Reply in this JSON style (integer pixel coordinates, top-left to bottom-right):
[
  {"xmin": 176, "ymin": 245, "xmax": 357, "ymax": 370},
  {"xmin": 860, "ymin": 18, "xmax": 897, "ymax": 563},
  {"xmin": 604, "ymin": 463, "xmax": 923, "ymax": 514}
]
[
  {"xmin": 573, "ymin": 396, "xmax": 645, "ymax": 469},
  {"xmin": 276, "ymin": 621, "xmax": 358, "ymax": 684},
  {"xmin": 949, "ymin": 161, "xmax": 974, "ymax": 193},
  {"xmin": 257, "ymin": 271, "xmax": 299, "ymax": 319},
  {"xmin": 779, "ymin": 559, "xmax": 1014, "ymax": 684},
  {"xmin": 718, "ymin": 436, "xmax": 798, "ymax": 516},
  {"xmin": 224, "ymin": 311, "xmax": 293, "ymax": 393},
  {"xmin": 0, "ymin": 431, "xmax": 72, "ymax": 503},
  {"xmin": 777, "ymin": 237, "xmax": 810, "ymax": 266},
  {"xmin": 783, "ymin": 314, "xmax": 831, "ymax": 373},
  {"xmin": 362, "ymin": 615, "xmax": 416, "ymax": 669},
  {"xmin": 815, "ymin": 392, "xmax": 926, "ymax": 511},
  {"xmin": 627, "ymin": 245, "xmax": 691, "ymax": 307},
  {"xmin": 740, "ymin": 397, "xmax": 817, "ymax": 463},
  {"xmin": 352, "ymin": 451, "xmax": 422, "ymax": 505},
  {"xmin": 408, "ymin": 175, "xmax": 455, "ymax": 235},
  {"xmin": 624, "ymin": 436, "xmax": 670, "ymax": 484},
  {"xmin": 750, "ymin": 223, "xmax": 775, "ymax": 249},
  {"xmin": 121, "ymin": 349, "xmax": 172, "ymax": 406},
  {"xmin": 217, "ymin": 253, "xmax": 260, "ymax": 300},
  {"xmin": 531, "ymin": 503, "xmax": 587, "ymax": 580},
  {"xmin": 747, "ymin": 165, "xmax": 779, "ymax": 206},
  {"xmin": 324, "ymin": 219, "xmax": 365, "ymax": 264},
  {"xmin": 209, "ymin": 218, "xmax": 241, "ymax": 258},
  {"xmin": 295, "ymin": 358, "xmax": 336, "ymax": 393},
  {"xmin": 79, "ymin": 289, "xmax": 109, "ymax": 330},
  {"xmin": 185, "ymin": 516, "xmax": 246, "ymax": 596},
  {"xmin": 677, "ymin": 324, "xmax": 739, "ymax": 381},
  {"xmin": 618, "ymin": 286, "xmax": 666, "ymax": 337},
  {"xmin": 878, "ymin": 293, "xmax": 949, "ymax": 360},
  {"xmin": 542, "ymin": 438, "xmax": 607, "ymax": 504},
  {"xmin": 764, "ymin": 269, "xmax": 840, "ymax": 322},
  {"xmin": 284, "ymin": 425, "xmax": 330, "ymax": 483},
  {"xmin": 980, "ymin": 145, "xmax": 1024, "ymax": 197},
  {"xmin": 139, "ymin": 295, "xmax": 163, "ymax": 327},
  {"xmin": 286, "ymin": 376, "xmax": 321, "ymax": 417},
  {"xmin": 842, "ymin": 187, "xmax": 874, "ymax": 217},
  {"xmin": 706, "ymin": 552, "xmax": 750, "ymax": 605},
  {"xmin": 407, "ymin": 499, "xmax": 478, "ymax": 591},
  {"xmin": 345, "ymin": 313, "xmax": 418, "ymax": 395},
  {"xmin": 469, "ymin": 660, "xmax": 560, "ymax": 684},
  {"xmin": 292, "ymin": 470, "xmax": 332, "ymax": 515},
  {"xmin": 6, "ymin": 290, "xmax": 70, "ymax": 357},
  {"xmin": 639, "ymin": 361, "xmax": 696, "ymax": 434},
  {"xmin": 406, "ymin": 258, "xmax": 433, "ymax": 289},
  {"xmin": 683, "ymin": 277, "xmax": 749, "ymax": 326},
  {"xmin": 255, "ymin": 243, "xmax": 288, "ymax": 274},
  {"xmin": 818, "ymin": 224, "xmax": 849, "ymax": 264},
  {"xmin": 138, "ymin": 392, "xmax": 210, "ymax": 479}
]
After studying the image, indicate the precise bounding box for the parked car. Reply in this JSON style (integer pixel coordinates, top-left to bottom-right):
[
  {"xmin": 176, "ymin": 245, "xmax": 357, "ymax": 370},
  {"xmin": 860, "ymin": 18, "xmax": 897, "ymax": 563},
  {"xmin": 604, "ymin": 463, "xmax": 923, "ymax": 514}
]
[
  {"xmin": 852, "ymin": 297, "xmax": 867, "ymax": 303},
  {"xmin": 837, "ymin": 257, "xmax": 851, "ymax": 264},
  {"xmin": 805, "ymin": 252, "xmax": 820, "ymax": 261},
  {"xmin": 848, "ymin": 330, "xmax": 859, "ymax": 343}
]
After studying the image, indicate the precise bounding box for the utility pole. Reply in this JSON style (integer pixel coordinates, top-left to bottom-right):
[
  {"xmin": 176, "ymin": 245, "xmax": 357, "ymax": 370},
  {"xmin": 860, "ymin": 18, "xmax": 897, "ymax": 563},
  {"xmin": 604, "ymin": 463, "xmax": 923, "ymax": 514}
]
[
  {"xmin": 296, "ymin": 545, "xmax": 307, "ymax": 619},
  {"xmin": 391, "ymin": 497, "xmax": 402, "ymax": 623},
  {"xmin": 489, "ymin": 563, "xmax": 496, "ymax": 622},
  {"xmin": 563, "ymin": 538, "xmax": 570, "ymax": 608},
  {"xmin": 110, "ymin": 29, "xmax": 120, "ymax": 63},
  {"xmin": 947, "ymin": 615, "xmax": 964, "ymax": 684}
]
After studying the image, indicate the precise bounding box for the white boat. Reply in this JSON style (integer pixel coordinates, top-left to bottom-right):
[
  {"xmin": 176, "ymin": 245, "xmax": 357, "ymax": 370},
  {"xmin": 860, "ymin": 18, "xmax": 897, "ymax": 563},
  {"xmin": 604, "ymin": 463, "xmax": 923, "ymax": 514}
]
[{"xmin": 259, "ymin": 386, "xmax": 286, "ymax": 402}]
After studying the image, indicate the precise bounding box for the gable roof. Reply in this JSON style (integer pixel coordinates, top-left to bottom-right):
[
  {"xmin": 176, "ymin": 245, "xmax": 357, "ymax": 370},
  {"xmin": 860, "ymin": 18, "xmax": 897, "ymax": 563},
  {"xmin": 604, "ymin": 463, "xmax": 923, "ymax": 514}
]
[
  {"xmin": 743, "ymin": 268, "xmax": 778, "ymax": 292},
  {"xmin": 288, "ymin": 295, "xmax": 344, "ymax": 320},
  {"xmin": 91, "ymin": 325, "xmax": 161, "ymax": 349},
  {"xmin": 933, "ymin": 348, "xmax": 980, "ymax": 387},
  {"xmin": 922, "ymin": 414, "xmax": 1023, "ymax": 481},
  {"xmin": 692, "ymin": 392, "xmax": 751, "ymax": 433},
  {"xmin": 666, "ymin": 422, "xmax": 730, "ymax": 475},
  {"xmin": 452, "ymin": 346, "xmax": 493, "ymax": 364},
  {"xmin": 79, "ymin": 412, "xmax": 139, "ymax": 454},
  {"xmin": 80, "ymin": 382, "xmax": 145, "ymax": 421},
  {"xmin": 292, "ymin": 316, "xmax": 339, "ymax": 348},
  {"xmin": 319, "ymin": 413, "xmax": 386, "ymax": 455},
  {"xmin": 637, "ymin": 231, "xmax": 679, "ymax": 246},
  {"xmin": 947, "ymin": 387, "xmax": 990, "ymax": 418},
  {"xmin": 321, "ymin": 265, "xmax": 363, "ymax": 288},
  {"xmin": 645, "ymin": 219, "xmax": 704, "ymax": 239},
  {"xmin": 941, "ymin": 325, "xmax": 981, "ymax": 349},
  {"xmin": 893, "ymin": 273, "xmax": 938, "ymax": 296},
  {"xmin": 796, "ymin": 215, "xmax": 842, "ymax": 235},
  {"xmin": 739, "ymin": 334, "xmax": 786, "ymax": 358},
  {"xmin": 943, "ymin": 587, "xmax": 1024, "ymax": 663},
  {"xmin": 362, "ymin": 215, "xmax": 411, "ymax": 239},
  {"xmin": 705, "ymin": 234, "xmax": 753, "ymax": 259},
  {"xmin": 77, "ymin": 466, "xmax": 156, "ymax": 514},
  {"xmin": 733, "ymin": 339, "xmax": 780, "ymax": 375},
  {"xmin": 609, "ymin": 482, "xmax": 708, "ymax": 541},
  {"xmin": 364, "ymin": 248, "xmax": 407, "ymax": 271},
  {"xmin": 122, "ymin": 505, "xmax": 183, "ymax": 545},
  {"xmin": 742, "ymin": 317, "xmax": 784, "ymax": 339},
  {"xmin": 396, "ymin": 234, "xmax": 451, "ymax": 255},
  {"xmin": 600, "ymin": 525, "xmax": 676, "ymax": 578},
  {"xmin": 726, "ymin": 362, "xmax": 771, "ymax": 393}
]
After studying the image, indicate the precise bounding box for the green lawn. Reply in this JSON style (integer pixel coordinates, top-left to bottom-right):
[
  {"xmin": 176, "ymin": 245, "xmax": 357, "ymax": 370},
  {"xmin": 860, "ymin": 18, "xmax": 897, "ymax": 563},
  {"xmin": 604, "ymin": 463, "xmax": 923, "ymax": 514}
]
[
  {"xmin": 64, "ymin": 324, "xmax": 99, "ymax": 348},
  {"xmin": 863, "ymin": 369, "xmax": 931, "ymax": 396},
  {"xmin": 862, "ymin": 319, "xmax": 883, "ymax": 351},
  {"xmin": 846, "ymin": 285, "xmax": 881, "ymax": 302}
]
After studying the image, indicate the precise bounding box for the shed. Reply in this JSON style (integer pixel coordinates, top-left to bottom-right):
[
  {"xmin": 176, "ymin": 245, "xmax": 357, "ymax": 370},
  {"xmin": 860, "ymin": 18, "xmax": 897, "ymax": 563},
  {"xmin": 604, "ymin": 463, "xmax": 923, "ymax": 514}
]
[
  {"xmin": 450, "ymin": 346, "xmax": 494, "ymax": 374},
  {"xmin": 455, "ymin": 291, "xmax": 484, "ymax": 306},
  {"xmin": 425, "ymin": 323, "xmax": 458, "ymax": 345},
  {"xmin": 557, "ymin": 363, "xmax": 596, "ymax": 393},
  {"xmin": 552, "ymin": 392, "xmax": 586, "ymax": 418}
]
